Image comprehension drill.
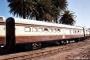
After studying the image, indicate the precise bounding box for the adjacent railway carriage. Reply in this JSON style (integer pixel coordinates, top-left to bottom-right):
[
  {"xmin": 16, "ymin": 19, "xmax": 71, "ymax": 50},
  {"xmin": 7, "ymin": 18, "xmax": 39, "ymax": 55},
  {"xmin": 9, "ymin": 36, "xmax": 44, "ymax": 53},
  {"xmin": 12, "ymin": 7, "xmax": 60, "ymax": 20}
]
[{"xmin": 0, "ymin": 17, "xmax": 90, "ymax": 49}]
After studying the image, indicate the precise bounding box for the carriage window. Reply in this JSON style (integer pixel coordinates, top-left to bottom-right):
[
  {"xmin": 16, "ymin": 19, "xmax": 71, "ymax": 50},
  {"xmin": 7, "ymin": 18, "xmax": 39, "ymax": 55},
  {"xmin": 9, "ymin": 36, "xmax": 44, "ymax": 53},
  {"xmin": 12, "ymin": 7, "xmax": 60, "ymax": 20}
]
[
  {"xmin": 57, "ymin": 29, "xmax": 60, "ymax": 32},
  {"xmin": 38, "ymin": 28, "xmax": 42, "ymax": 32},
  {"xmin": 75, "ymin": 30, "xmax": 76, "ymax": 33},
  {"xmin": 32, "ymin": 27, "xmax": 37, "ymax": 32},
  {"xmin": 50, "ymin": 28, "xmax": 54, "ymax": 32},
  {"xmin": 24, "ymin": 27, "xmax": 31, "ymax": 32},
  {"xmin": 44, "ymin": 28, "xmax": 48, "ymax": 31},
  {"xmin": 78, "ymin": 30, "xmax": 79, "ymax": 32}
]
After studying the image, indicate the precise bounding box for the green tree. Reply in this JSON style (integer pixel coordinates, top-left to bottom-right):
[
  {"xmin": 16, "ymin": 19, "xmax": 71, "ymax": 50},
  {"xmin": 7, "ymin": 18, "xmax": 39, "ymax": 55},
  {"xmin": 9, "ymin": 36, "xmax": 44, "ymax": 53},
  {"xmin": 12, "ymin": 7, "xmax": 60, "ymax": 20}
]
[
  {"xmin": 7, "ymin": 0, "xmax": 34, "ymax": 19},
  {"xmin": 60, "ymin": 10, "xmax": 75, "ymax": 25},
  {"xmin": 7, "ymin": 0, "xmax": 68, "ymax": 21}
]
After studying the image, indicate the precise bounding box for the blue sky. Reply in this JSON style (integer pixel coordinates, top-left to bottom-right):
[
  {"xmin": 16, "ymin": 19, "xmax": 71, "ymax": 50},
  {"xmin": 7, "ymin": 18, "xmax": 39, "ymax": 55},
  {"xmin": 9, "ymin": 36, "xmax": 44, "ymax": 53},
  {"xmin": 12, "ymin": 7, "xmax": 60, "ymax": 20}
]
[
  {"xmin": 68, "ymin": 0, "xmax": 90, "ymax": 28},
  {"xmin": 0, "ymin": 0, "xmax": 12, "ymax": 17},
  {"xmin": 0, "ymin": 0, "xmax": 90, "ymax": 28}
]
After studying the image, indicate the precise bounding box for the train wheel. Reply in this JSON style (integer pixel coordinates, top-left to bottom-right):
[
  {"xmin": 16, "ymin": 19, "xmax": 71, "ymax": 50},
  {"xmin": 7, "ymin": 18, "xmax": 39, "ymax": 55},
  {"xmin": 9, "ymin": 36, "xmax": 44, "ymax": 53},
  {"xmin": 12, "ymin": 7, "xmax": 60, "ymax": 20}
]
[
  {"xmin": 66, "ymin": 40, "xmax": 69, "ymax": 44},
  {"xmin": 61, "ymin": 41, "xmax": 64, "ymax": 44},
  {"xmin": 55, "ymin": 41, "xmax": 60, "ymax": 45},
  {"xmin": 61, "ymin": 41, "xmax": 66, "ymax": 45},
  {"xmin": 32, "ymin": 43, "xmax": 41, "ymax": 50},
  {"xmin": 69, "ymin": 39, "xmax": 75, "ymax": 43}
]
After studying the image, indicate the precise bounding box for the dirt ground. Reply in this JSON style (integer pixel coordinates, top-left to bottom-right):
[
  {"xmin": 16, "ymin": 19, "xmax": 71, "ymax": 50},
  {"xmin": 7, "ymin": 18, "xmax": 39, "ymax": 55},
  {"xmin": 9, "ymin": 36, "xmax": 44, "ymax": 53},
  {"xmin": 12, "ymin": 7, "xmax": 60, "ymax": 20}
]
[
  {"xmin": 32, "ymin": 39, "xmax": 90, "ymax": 60},
  {"xmin": 0, "ymin": 38, "xmax": 90, "ymax": 60}
]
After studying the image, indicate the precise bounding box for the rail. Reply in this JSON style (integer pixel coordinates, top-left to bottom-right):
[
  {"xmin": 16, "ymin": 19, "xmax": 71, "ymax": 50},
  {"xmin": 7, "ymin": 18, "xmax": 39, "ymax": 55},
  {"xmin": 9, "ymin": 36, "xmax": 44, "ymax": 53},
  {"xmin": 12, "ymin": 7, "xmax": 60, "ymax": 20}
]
[{"xmin": 0, "ymin": 47, "xmax": 61, "ymax": 60}]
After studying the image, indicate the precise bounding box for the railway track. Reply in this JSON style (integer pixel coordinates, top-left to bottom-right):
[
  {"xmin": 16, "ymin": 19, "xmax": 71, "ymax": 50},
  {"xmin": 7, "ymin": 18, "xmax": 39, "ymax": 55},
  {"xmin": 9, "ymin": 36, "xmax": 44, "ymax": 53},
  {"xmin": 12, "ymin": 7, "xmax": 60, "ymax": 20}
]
[{"xmin": 0, "ymin": 38, "xmax": 90, "ymax": 60}]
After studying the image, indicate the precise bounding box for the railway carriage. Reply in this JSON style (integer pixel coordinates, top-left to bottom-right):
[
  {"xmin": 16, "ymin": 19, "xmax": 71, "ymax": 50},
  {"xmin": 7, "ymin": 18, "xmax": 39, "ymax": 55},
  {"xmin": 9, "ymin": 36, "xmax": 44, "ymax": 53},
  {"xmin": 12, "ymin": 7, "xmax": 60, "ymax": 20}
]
[
  {"xmin": 15, "ymin": 18, "xmax": 84, "ymax": 43},
  {"xmin": 0, "ymin": 17, "xmax": 90, "ymax": 49}
]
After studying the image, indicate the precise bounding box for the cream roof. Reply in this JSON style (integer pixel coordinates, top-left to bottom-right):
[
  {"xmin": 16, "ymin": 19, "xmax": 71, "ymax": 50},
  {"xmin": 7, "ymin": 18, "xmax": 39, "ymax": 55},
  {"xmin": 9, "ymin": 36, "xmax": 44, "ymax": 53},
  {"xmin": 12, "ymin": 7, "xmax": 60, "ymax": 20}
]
[
  {"xmin": 0, "ymin": 17, "xmax": 83, "ymax": 29},
  {"xmin": 14, "ymin": 18, "xmax": 83, "ymax": 29}
]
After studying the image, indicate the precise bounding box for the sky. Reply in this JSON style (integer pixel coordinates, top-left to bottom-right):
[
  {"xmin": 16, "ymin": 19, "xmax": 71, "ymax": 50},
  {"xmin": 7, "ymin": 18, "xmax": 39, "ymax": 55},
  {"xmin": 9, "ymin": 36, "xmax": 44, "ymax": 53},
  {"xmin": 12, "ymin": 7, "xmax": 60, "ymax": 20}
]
[
  {"xmin": 0, "ymin": 0, "xmax": 12, "ymax": 17},
  {"xmin": 0, "ymin": 0, "xmax": 90, "ymax": 28},
  {"xmin": 68, "ymin": 0, "xmax": 90, "ymax": 28}
]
